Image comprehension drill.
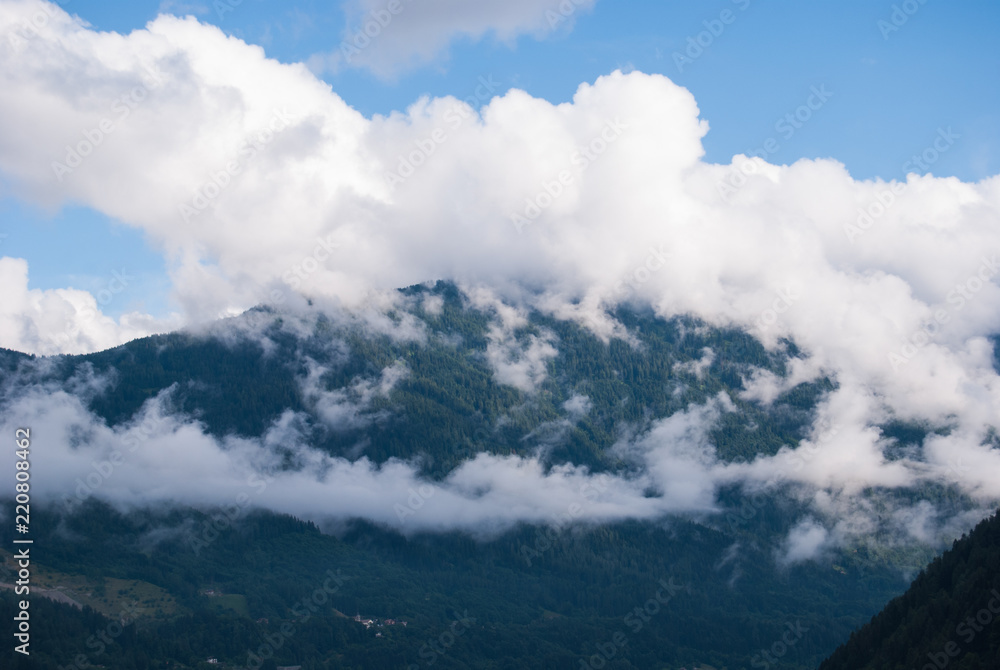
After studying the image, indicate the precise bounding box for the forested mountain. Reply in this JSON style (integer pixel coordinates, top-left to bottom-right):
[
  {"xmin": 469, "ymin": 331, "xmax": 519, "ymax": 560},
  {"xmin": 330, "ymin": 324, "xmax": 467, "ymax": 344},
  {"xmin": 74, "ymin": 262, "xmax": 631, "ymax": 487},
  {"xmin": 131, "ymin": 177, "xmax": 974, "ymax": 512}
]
[
  {"xmin": 0, "ymin": 502, "xmax": 911, "ymax": 670},
  {"xmin": 5, "ymin": 280, "xmax": 829, "ymax": 473},
  {"xmin": 0, "ymin": 281, "xmax": 991, "ymax": 668},
  {"xmin": 820, "ymin": 509, "xmax": 1000, "ymax": 670}
]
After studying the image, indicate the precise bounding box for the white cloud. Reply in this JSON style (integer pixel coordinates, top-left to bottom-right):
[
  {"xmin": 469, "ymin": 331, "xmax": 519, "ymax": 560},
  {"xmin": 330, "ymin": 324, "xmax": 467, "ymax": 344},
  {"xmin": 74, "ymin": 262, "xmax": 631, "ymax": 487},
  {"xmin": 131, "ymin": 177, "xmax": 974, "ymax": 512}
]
[
  {"xmin": 422, "ymin": 293, "xmax": 444, "ymax": 316},
  {"xmin": 303, "ymin": 358, "xmax": 409, "ymax": 431},
  {"xmin": 618, "ymin": 392, "xmax": 734, "ymax": 512},
  {"xmin": 562, "ymin": 393, "xmax": 591, "ymax": 416},
  {"xmin": 739, "ymin": 356, "xmax": 825, "ymax": 405},
  {"xmin": 0, "ymin": 381, "xmax": 716, "ymax": 535},
  {"xmin": 310, "ymin": 0, "xmax": 598, "ymax": 78},
  {"xmin": 673, "ymin": 347, "xmax": 715, "ymax": 380},
  {"xmin": 0, "ymin": 257, "xmax": 181, "ymax": 355},
  {"xmin": 778, "ymin": 517, "xmax": 830, "ymax": 565},
  {"xmin": 0, "ymin": 3, "xmax": 999, "ymax": 555},
  {"xmin": 486, "ymin": 329, "xmax": 558, "ymax": 393},
  {"xmin": 468, "ymin": 287, "xmax": 559, "ymax": 392}
]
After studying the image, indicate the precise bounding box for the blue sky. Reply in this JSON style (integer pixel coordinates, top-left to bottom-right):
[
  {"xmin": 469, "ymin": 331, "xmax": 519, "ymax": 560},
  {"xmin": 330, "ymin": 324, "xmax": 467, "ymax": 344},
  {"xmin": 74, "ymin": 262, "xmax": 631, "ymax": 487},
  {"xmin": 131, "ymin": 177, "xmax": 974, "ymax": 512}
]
[{"xmin": 1, "ymin": 0, "xmax": 999, "ymax": 319}]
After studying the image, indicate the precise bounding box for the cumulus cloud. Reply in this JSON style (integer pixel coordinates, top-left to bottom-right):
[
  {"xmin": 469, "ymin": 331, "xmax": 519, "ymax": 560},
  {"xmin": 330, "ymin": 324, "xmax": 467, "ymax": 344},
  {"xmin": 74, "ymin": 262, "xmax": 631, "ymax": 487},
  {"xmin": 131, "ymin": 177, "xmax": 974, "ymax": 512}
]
[
  {"xmin": 0, "ymin": 257, "xmax": 182, "ymax": 355},
  {"xmin": 0, "ymin": 2, "xmax": 999, "ymax": 555},
  {"xmin": 310, "ymin": 0, "xmax": 598, "ymax": 78}
]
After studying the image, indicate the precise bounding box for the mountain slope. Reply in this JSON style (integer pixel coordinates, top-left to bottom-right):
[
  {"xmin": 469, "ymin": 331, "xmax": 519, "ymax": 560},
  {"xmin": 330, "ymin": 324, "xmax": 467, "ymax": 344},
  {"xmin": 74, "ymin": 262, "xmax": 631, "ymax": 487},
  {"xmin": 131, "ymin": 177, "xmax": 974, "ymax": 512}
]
[
  {"xmin": 4, "ymin": 280, "xmax": 830, "ymax": 476},
  {"xmin": 0, "ymin": 281, "xmax": 991, "ymax": 668},
  {"xmin": 820, "ymin": 509, "xmax": 1000, "ymax": 670},
  {"xmin": 1, "ymin": 501, "xmax": 910, "ymax": 670}
]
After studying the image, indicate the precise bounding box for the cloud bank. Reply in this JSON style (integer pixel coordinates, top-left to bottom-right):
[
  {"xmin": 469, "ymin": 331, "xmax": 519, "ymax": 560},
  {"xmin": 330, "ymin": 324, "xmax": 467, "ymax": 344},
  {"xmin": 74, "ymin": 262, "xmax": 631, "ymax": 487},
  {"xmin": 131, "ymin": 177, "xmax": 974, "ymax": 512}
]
[
  {"xmin": 0, "ymin": 377, "xmax": 718, "ymax": 537},
  {"xmin": 0, "ymin": 1, "xmax": 999, "ymax": 555}
]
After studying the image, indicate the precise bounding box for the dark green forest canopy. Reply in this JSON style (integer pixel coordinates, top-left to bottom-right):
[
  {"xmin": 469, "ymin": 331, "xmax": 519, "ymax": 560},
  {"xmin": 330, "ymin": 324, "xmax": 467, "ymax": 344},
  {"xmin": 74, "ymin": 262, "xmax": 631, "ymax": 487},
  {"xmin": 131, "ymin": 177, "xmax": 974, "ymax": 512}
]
[
  {"xmin": 1, "ymin": 282, "xmax": 993, "ymax": 669},
  {"xmin": 0, "ymin": 281, "xmax": 839, "ymax": 478},
  {"xmin": 0, "ymin": 501, "xmax": 918, "ymax": 670},
  {"xmin": 820, "ymin": 509, "xmax": 1000, "ymax": 670}
]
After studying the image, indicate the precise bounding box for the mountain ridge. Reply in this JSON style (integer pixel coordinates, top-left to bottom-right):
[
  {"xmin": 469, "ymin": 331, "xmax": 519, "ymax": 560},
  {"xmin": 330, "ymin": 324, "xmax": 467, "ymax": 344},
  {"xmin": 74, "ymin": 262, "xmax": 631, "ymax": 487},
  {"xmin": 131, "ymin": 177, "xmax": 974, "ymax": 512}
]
[{"xmin": 820, "ymin": 508, "xmax": 1000, "ymax": 670}]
